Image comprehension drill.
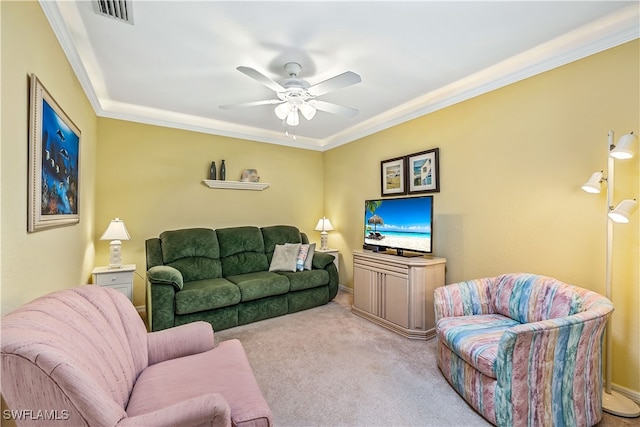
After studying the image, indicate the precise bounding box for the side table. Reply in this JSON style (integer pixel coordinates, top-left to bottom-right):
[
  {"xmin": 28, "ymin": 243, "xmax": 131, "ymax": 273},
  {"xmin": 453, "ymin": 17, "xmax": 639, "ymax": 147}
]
[{"xmin": 92, "ymin": 264, "xmax": 136, "ymax": 302}]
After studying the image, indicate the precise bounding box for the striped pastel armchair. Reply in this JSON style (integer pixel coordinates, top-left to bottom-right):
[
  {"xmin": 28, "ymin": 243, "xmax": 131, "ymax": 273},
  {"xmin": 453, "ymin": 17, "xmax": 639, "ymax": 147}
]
[{"xmin": 434, "ymin": 273, "xmax": 613, "ymax": 427}]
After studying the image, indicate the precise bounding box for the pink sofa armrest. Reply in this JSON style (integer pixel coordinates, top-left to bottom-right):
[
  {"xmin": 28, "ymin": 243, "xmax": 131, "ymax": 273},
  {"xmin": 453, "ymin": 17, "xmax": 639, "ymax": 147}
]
[
  {"xmin": 148, "ymin": 321, "xmax": 215, "ymax": 365},
  {"xmin": 119, "ymin": 393, "xmax": 231, "ymax": 427},
  {"xmin": 434, "ymin": 277, "xmax": 495, "ymax": 322}
]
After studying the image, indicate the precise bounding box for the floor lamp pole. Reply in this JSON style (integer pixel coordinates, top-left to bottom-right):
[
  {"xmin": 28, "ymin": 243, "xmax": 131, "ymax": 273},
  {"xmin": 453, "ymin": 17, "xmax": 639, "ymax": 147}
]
[{"xmin": 602, "ymin": 131, "xmax": 640, "ymax": 417}]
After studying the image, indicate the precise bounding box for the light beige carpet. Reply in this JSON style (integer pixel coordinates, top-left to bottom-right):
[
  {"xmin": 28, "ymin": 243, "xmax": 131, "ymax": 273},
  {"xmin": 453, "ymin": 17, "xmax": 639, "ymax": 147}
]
[
  {"xmin": 215, "ymin": 290, "xmax": 633, "ymax": 427},
  {"xmin": 215, "ymin": 290, "xmax": 488, "ymax": 426}
]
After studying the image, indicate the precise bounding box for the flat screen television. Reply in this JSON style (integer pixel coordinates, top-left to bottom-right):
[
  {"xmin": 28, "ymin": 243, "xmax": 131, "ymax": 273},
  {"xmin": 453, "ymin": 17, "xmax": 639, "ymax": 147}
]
[{"xmin": 363, "ymin": 195, "xmax": 433, "ymax": 256}]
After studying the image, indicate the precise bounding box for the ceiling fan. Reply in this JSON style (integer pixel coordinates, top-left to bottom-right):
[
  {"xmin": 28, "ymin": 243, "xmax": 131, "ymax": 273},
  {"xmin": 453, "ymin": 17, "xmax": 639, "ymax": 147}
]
[{"xmin": 220, "ymin": 62, "xmax": 361, "ymax": 127}]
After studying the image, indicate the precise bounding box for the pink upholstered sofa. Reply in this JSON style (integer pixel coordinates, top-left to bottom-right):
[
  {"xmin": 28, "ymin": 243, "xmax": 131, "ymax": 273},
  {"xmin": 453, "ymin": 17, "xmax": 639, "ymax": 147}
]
[
  {"xmin": 1, "ymin": 285, "xmax": 272, "ymax": 427},
  {"xmin": 434, "ymin": 273, "xmax": 613, "ymax": 427}
]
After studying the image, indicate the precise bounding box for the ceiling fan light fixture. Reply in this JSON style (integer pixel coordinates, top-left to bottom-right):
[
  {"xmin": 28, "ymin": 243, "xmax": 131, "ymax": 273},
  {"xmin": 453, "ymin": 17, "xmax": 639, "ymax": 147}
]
[
  {"xmin": 274, "ymin": 102, "xmax": 290, "ymax": 120},
  {"xmin": 299, "ymin": 103, "xmax": 316, "ymax": 120},
  {"xmin": 286, "ymin": 109, "xmax": 300, "ymax": 126}
]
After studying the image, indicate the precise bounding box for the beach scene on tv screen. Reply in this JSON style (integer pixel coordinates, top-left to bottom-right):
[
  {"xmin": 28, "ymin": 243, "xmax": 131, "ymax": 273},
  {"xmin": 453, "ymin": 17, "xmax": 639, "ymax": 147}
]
[{"xmin": 364, "ymin": 197, "xmax": 432, "ymax": 253}]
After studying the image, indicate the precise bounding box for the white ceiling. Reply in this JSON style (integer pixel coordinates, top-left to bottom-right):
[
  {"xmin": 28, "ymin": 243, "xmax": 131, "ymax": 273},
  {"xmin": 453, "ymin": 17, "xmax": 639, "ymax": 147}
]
[{"xmin": 41, "ymin": 1, "xmax": 639, "ymax": 151}]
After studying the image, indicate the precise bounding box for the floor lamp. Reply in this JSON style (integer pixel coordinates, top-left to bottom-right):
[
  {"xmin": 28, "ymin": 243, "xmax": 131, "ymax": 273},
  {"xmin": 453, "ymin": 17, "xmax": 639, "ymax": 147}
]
[{"xmin": 582, "ymin": 130, "xmax": 640, "ymax": 417}]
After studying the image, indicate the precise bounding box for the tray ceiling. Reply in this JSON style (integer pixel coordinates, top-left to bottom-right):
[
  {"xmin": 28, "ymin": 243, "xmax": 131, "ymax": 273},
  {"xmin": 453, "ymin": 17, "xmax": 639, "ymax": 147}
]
[{"xmin": 40, "ymin": 1, "xmax": 639, "ymax": 151}]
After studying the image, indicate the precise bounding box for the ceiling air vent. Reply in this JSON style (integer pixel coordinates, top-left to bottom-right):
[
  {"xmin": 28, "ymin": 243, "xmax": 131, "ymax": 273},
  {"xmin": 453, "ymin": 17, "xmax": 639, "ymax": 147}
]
[{"xmin": 93, "ymin": 0, "xmax": 134, "ymax": 24}]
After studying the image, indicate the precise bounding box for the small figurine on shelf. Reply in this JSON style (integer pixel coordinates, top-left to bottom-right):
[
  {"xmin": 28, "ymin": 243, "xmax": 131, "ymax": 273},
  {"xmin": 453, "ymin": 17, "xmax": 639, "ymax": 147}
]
[
  {"xmin": 220, "ymin": 160, "xmax": 226, "ymax": 180},
  {"xmin": 209, "ymin": 161, "xmax": 217, "ymax": 180}
]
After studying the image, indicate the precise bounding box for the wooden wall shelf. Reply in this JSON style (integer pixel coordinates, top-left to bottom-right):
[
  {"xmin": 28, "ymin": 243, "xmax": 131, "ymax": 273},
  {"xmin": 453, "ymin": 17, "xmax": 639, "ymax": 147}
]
[{"xmin": 202, "ymin": 180, "xmax": 270, "ymax": 191}]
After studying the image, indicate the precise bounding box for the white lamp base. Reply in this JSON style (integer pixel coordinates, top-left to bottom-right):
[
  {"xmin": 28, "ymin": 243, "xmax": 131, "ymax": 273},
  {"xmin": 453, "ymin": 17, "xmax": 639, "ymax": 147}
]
[
  {"xmin": 109, "ymin": 240, "xmax": 123, "ymax": 269},
  {"xmin": 320, "ymin": 231, "xmax": 329, "ymax": 251},
  {"xmin": 603, "ymin": 390, "xmax": 640, "ymax": 418}
]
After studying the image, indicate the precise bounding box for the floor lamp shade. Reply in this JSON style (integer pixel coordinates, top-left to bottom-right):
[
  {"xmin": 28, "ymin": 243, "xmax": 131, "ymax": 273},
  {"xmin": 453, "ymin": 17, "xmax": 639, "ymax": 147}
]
[
  {"xmin": 609, "ymin": 133, "xmax": 636, "ymax": 160},
  {"xmin": 100, "ymin": 218, "xmax": 131, "ymax": 269},
  {"xmin": 608, "ymin": 199, "xmax": 638, "ymax": 224},
  {"xmin": 582, "ymin": 171, "xmax": 604, "ymax": 194}
]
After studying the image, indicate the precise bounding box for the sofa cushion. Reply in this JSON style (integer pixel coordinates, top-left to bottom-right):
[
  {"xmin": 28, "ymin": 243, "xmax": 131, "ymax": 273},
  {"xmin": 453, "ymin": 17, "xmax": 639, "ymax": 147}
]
[
  {"xmin": 269, "ymin": 244, "xmax": 300, "ymax": 272},
  {"xmin": 226, "ymin": 272, "xmax": 290, "ymax": 302},
  {"xmin": 175, "ymin": 278, "xmax": 241, "ymax": 315},
  {"xmin": 127, "ymin": 339, "xmax": 272, "ymax": 427},
  {"xmin": 491, "ymin": 273, "xmax": 583, "ymax": 323},
  {"xmin": 436, "ymin": 314, "xmax": 519, "ymax": 378},
  {"xmin": 159, "ymin": 228, "xmax": 223, "ymax": 282},
  {"xmin": 261, "ymin": 225, "xmax": 303, "ymax": 263},
  {"xmin": 217, "ymin": 227, "xmax": 269, "ymax": 276},
  {"xmin": 277, "ymin": 269, "xmax": 330, "ymax": 292}
]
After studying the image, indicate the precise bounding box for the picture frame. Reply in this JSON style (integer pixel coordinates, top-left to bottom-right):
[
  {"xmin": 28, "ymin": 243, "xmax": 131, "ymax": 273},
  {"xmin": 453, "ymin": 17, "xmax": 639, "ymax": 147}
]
[
  {"xmin": 407, "ymin": 148, "xmax": 440, "ymax": 194},
  {"xmin": 380, "ymin": 156, "xmax": 406, "ymax": 196},
  {"xmin": 28, "ymin": 74, "xmax": 81, "ymax": 232}
]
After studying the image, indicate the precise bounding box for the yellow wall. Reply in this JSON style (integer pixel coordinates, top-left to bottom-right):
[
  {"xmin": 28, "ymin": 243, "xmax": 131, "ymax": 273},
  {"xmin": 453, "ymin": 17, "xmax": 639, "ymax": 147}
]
[
  {"xmin": 0, "ymin": 1, "xmax": 98, "ymax": 314},
  {"xmin": 324, "ymin": 40, "xmax": 640, "ymax": 392},
  {"xmin": 95, "ymin": 119, "xmax": 325, "ymax": 305},
  {"xmin": 1, "ymin": 0, "xmax": 638, "ymax": 399}
]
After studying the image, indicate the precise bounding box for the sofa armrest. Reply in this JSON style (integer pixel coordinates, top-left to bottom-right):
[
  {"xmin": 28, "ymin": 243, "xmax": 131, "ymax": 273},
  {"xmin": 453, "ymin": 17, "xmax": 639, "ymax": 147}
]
[
  {"xmin": 147, "ymin": 321, "xmax": 215, "ymax": 365},
  {"xmin": 434, "ymin": 277, "xmax": 494, "ymax": 322},
  {"xmin": 118, "ymin": 393, "xmax": 231, "ymax": 427},
  {"xmin": 312, "ymin": 252, "xmax": 334, "ymax": 269},
  {"xmin": 148, "ymin": 265, "xmax": 183, "ymax": 290},
  {"xmin": 494, "ymin": 308, "xmax": 612, "ymax": 426}
]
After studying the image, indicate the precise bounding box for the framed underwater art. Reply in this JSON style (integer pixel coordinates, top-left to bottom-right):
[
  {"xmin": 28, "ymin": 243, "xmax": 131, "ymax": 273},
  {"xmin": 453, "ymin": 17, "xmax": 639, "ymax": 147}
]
[{"xmin": 28, "ymin": 74, "xmax": 81, "ymax": 232}]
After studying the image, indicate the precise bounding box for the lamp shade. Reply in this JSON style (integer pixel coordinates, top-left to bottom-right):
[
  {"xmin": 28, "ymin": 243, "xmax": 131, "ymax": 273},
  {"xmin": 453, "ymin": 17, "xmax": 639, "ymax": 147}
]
[
  {"xmin": 286, "ymin": 109, "xmax": 300, "ymax": 126},
  {"xmin": 299, "ymin": 103, "xmax": 317, "ymax": 120},
  {"xmin": 610, "ymin": 133, "xmax": 636, "ymax": 160},
  {"xmin": 608, "ymin": 199, "xmax": 638, "ymax": 224},
  {"xmin": 274, "ymin": 102, "xmax": 290, "ymax": 120},
  {"xmin": 100, "ymin": 218, "xmax": 131, "ymax": 241},
  {"xmin": 582, "ymin": 171, "xmax": 603, "ymax": 194},
  {"xmin": 314, "ymin": 217, "xmax": 334, "ymax": 232}
]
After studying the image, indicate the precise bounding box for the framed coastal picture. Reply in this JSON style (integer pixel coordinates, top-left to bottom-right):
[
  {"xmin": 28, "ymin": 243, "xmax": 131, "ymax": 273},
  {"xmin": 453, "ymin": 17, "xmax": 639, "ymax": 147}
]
[
  {"xmin": 381, "ymin": 156, "xmax": 406, "ymax": 196},
  {"xmin": 407, "ymin": 148, "xmax": 439, "ymax": 194},
  {"xmin": 28, "ymin": 74, "xmax": 81, "ymax": 232}
]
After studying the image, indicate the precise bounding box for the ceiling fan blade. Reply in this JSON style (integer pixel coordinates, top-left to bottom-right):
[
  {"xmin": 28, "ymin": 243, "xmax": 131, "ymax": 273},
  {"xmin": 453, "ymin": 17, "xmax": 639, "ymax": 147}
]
[
  {"xmin": 237, "ymin": 66, "xmax": 285, "ymax": 93},
  {"xmin": 309, "ymin": 100, "xmax": 359, "ymax": 117},
  {"xmin": 219, "ymin": 99, "xmax": 284, "ymax": 109},
  {"xmin": 307, "ymin": 71, "xmax": 361, "ymax": 97}
]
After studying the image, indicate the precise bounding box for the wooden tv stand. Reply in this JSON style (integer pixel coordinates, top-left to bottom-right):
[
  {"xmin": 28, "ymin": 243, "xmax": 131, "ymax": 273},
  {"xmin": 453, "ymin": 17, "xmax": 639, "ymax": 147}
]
[{"xmin": 351, "ymin": 250, "xmax": 446, "ymax": 340}]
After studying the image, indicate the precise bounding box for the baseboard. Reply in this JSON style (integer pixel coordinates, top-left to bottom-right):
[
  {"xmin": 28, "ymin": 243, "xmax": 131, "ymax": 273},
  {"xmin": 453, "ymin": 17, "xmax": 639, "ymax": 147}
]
[
  {"xmin": 339, "ymin": 284, "xmax": 353, "ymax": 294},
  {"xmin": 612, "ymin": 383, "xmax": 640, "ymax": 404}
]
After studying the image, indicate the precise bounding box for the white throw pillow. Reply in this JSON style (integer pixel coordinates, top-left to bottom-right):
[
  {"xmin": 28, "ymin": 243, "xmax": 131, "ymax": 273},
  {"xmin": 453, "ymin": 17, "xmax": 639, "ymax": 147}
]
[
  {"xmin": 304, "ymin": 243, "xmax": 316, "ymax": 270},
  {"xmin": 269, "ymin": 244, "xmax": 300, "ymax": 272}
]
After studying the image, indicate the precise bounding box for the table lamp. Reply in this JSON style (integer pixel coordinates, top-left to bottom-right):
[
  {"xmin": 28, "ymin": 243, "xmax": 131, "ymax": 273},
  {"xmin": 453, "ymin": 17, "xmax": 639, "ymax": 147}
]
[
  {"xmin": 314, "ymin": 217, "xmax": 334, "ymax": 250},
  {"xmin": 100, "ymin": 218, "xmax": 131, "ymax": 269}
]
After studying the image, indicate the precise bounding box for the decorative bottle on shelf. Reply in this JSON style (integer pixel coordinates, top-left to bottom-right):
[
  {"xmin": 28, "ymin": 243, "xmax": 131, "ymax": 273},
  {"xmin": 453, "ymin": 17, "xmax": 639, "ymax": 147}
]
[
  {"xmin": 209, "ymin": 161, "xmax": 216, "ymax": 180},
  {"xmin": 220, "ymin": 160, "xmax": 226, "ymax": 180}
]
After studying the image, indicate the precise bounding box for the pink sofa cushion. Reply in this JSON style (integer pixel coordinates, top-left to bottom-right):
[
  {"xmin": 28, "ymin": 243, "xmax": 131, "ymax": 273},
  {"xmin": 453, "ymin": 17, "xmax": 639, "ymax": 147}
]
[
  {"xmin": 436, "ymin": 314, "xmax": 519, "ymax": 378},
  {"xmin": 127, "ymin": 339, "xmax": 272, "ymax": 427}
]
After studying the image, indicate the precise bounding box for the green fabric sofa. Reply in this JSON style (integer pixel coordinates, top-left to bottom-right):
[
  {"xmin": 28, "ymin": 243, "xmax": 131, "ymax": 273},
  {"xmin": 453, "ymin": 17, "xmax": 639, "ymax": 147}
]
[{"xmin": 145, "ymin": 225, "xmax": 339, "ymax": 332}]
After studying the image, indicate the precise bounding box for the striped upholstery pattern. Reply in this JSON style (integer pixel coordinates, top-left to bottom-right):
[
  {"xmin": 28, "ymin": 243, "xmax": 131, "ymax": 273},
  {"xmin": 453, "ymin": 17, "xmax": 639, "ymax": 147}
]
[{"xmin": 435, "ymin": 273, "xmax": 613, "ymax": 427}]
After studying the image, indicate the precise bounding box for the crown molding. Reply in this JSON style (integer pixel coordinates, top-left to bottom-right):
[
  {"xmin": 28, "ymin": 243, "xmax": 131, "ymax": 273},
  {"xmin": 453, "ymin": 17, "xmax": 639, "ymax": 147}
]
[{"xmin": 41, "ymin": 2, "xmax": 639, "ymax": 152}]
